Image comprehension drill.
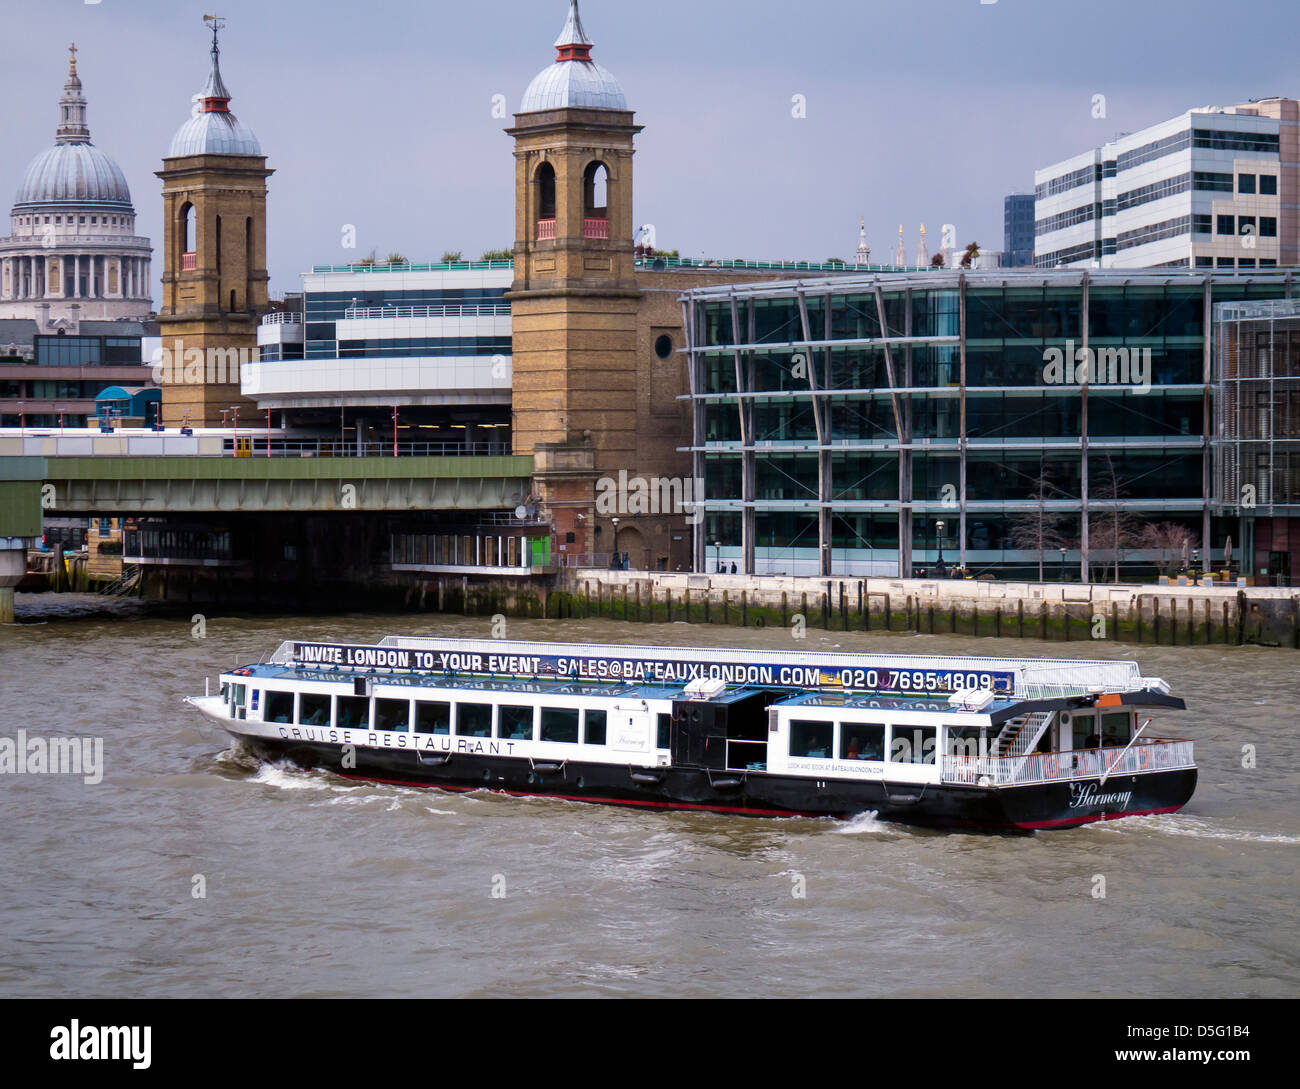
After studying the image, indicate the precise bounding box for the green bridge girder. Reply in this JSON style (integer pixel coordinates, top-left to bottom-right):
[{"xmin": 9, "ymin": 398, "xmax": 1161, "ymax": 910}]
[{"xmin": 1, "ymin": 454, "xmax": 535, "ymax": 521}]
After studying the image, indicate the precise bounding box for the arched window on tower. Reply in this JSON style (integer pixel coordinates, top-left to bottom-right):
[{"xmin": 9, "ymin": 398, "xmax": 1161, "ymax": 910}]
[
  {"xmin": 583, "ymin": 162, "xmax": 609, "ymax": 240},
  {"xmin": 536, "ymin": 162, "xmax": 556, "ymax": 240},
  {"xmin": 179, "ymin": 202, "xmax": 196, "ymax": 271}
]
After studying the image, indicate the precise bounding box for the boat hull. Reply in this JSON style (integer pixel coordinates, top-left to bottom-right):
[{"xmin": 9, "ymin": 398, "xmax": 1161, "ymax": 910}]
[{"xmin": 230, "ymin": 730, "xmax": 1197, "ymax": 833}]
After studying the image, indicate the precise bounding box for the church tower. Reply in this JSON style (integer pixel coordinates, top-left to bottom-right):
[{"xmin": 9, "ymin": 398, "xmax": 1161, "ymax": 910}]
[
  {"xmin": 156, "ymin": 17, "xmax": 272, "ymax": 427},
  {"xmin": 507, "ymin": 1, "xmax": 642, "ymax": 558}
]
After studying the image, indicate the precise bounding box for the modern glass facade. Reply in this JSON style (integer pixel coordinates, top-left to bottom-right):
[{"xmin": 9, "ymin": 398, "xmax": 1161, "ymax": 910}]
[{"xmin": 682, "ymin": 269, "xmax": 1297, "ymax": 580}]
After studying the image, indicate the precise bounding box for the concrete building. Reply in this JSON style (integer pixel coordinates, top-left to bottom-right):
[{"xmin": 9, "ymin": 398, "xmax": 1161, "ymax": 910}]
[
  {"xmin": 0, "ymin": 46, "xmax": 153, "ymax": 323},
  {"xmin": 1035, "ymin": 99, "xmax": 1298, "ymax": 270}
]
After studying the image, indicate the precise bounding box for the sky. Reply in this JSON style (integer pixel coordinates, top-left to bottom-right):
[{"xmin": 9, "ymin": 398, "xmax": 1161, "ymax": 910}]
[{"xmin": 2, "ymin": 0, "xmax": 1297, "ymax": 298}]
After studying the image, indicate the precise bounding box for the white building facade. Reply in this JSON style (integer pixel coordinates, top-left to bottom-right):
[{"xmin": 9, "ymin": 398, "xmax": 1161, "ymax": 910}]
[{"xmin": 1035, "ymin": 98, "xmax": 1298, "ymax": 271}]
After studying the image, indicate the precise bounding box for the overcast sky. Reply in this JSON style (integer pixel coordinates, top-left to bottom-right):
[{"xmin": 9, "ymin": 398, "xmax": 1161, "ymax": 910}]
[{"xmin": 3, "ymin": 0, "xmax": 1296, "ymax": 297}]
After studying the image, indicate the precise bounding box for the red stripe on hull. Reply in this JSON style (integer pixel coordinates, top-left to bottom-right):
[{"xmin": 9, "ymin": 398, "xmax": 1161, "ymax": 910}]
[{"xmin": 338, "ymin": 772, "xmax": 828, "ymax": 819}]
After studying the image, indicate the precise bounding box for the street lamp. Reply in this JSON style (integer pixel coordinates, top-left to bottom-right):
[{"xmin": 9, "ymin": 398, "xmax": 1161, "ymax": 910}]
[
  {"xmin": 1059, "ymin": 546, "xmax": 1068, "ymax": 583},
  {"xmin": 935, "ymin": 520, "xmax": 946, "ymax": 577},
  {"xmin": 714, "ymin": 539, "xmax": 721, "ymax": 574},
  {"xmin": 611, "ymin": 517, "xmax": 620, "ymax": 570}
]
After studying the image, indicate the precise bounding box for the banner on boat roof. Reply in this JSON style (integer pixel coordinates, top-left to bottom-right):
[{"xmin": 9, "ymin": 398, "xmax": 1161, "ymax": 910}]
[{"xmin": 290, "ymin": 642, "xmax": 1016, "ymax": 695}]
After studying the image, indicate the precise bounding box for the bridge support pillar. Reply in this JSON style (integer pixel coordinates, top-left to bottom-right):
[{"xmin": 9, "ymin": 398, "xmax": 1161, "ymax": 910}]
[{"xmin": 0, "ymin": 540, "xmax": 28, "ymax": 622}]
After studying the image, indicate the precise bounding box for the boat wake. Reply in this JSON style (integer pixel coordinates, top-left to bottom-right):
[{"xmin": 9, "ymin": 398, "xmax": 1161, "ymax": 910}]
[
  {"xmin": 1091, "ymin": 813, "xmax": 1300, "ymax": 844},
  {"xmin": 832, "ymin": 811, "xmax": 901, "ymax": 836}
]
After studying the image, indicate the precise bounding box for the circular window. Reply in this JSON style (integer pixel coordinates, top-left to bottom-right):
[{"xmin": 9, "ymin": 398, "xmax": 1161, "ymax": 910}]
[{"xmin": 654, "ymin": 334, "xmax": 674, "ymax": 359}]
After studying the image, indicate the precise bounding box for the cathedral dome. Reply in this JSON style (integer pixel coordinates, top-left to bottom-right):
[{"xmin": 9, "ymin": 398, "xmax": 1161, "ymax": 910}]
[
  {"xmin": 14, "ymin": 143, "xmax": 132, "ymax": 212},
  {"xmin": 519, "ymin": 1, "xmax": 628, "ymax": 113},
  {"xmin": 11, "ymin": 45, "xmax": 133, "ymax": 215},
  {"xmin": 165, "ymin": 25, "xmax": 262, "ymax": 158}
]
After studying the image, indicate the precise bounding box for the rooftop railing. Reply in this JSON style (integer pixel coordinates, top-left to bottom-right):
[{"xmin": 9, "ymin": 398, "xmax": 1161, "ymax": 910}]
[
  {"xmin": 260, "ymin": 311, "xmax": 304, "ymax": 325},
  {"xmin": 221, "ymin": 438, "xmax": 513, "ymax": 458},
  {"xmin": 310, "ymin": 260, "xmax": 516, "ymax": 274},
  {"xmin": 341, "ymin": 304, "xmax": 511, "ymax": 320}
]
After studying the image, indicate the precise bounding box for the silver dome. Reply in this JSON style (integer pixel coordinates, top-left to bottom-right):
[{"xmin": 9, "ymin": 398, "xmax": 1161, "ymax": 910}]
[
  {"xmin": 13, "ymin": 142, "xmax": 132, "ymax": 212},
  {"xmin": 520, "ymin": 59, "xmax": 627, "ymax": 112},
  {"xmin": 167, "ymin": 110, "xmax": 262, "ymax": 158}
]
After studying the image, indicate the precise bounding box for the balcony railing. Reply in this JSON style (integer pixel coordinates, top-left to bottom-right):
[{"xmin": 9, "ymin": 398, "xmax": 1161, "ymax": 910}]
[
  {"xmin": 341, "ymin": 304, "xmax": 511, "ymax": 320},
  {"xmin": 940, "ymin": 738, "xmax": 1195, "ymax": 787},
  {"xmin": 260, "ymin": 311, "xmax": 303, "ymax": 326},
  {"xmin": 583, "ymin": 217, "xmax": 609, "ymax": 240},
  {"xmin": 181, "ymin": 251, "xmax": 197, "ymax": 271},
  {"xmin": 536, "ymin": 218, "xmax": 556, "ymax": 241},
  {"xmin": 220, "ymin": 439, "xmax": 514, "ymax": 458}
]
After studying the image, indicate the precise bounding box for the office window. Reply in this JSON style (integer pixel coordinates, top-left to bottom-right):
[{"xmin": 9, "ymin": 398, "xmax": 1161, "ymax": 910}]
[
  {"xmin": 1217, "ymin": 257, "xmax": 1236, "ymax": 268},
  {"xmin": 1260, "ymin": 259, "xmax": 1277, "ymax": 267},
  {"xmin": 1239, "ymin": 258, "xmax": 1257, "ymax": 269},
  {"xmin": 1195, "ymin": 256, "xmax": 1214, "ymax": 267},
  {"xmin": 1238, "ymin": 173, "xmax": 1256, "ymax": 194},
  {"xmin": 1238, "ymin": 215, "xmax": 1257, "ymax": 235},
  {"xmin": 1261, "ymin": 217, "xmax": 1278, "ymax": 237},
  {"xmin": 1192, "ymin": 214, "xmax": 1212, "ymax": 235},
  {"xmin": 1217, "ymin": 215, "xmax": 1235, "ymax": 235},
  {"xmin": 1260, "ymin": 174, "xmax": 1278, "ymax": 195}
]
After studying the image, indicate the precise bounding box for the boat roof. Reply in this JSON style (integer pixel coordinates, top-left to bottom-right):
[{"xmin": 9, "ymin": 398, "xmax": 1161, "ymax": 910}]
[{"xmin": 261, "ymin": 636, "xmax": 1171, "ymax": 703}]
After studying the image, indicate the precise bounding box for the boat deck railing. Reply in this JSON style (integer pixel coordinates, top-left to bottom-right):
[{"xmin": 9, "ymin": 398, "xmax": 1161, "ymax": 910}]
[{"xmin": 941, "ymin": 738, "xmax": 1194, "ymax": 787}]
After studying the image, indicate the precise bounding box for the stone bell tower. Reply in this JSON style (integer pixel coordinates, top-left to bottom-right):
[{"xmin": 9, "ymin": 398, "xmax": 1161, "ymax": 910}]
[
  {"xmin": 156, "ymin": 16, "xmax": 272, "ymax": 427},
  {"xmin": 507, "ymin": 1, "xmax": 642, "ymax": 560}
]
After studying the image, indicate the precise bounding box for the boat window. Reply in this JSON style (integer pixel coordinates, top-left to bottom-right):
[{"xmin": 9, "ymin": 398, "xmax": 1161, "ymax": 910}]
[
  {"xmin": 232, "ymin": 684, "xmax": 246, "ymax": 707},
  {"xmin": 584, "ymin": 709, "xmax": 607, "ymax": 745},
  {"xmin": 337, "ymin": 696, "xmax": 370, "ymax": 730},
  {"xmin": 840, "ymin": 722, "xmax": 885, "ymax": 761},
  {"xmin": 220, "ymin": 682, "xmax": 230, "ymax": 704},
  {"xmin": 375, "ymin": 698, "xmax": 410, "ymax": 733},
  {"xmin": 1070, "ymin": 713, "xmax": 1098, "ymax": 750},
  {"xmin": 499, "ymin": 705, "xmax": 534, "ymax": 740},
  {"xmin": 657, "ymin": 713, "xmax": 671, "ymax": 750},
  {"xmin": 1101, "ymin": 712, "xmax": 1132, "ymax": 747},
  {"xmin": 890, "ymin": 725, "xmax": 937, "ymax": 764},
  {"xmin": 946, "ymin": 726, "xmax": 987, "ymax": 759},
  {"xmin": 415, "ymin": 700, "xmax": 450, "ymax": 735},
  {"xmin": 299, "ymin": 693, "xmax": 330, "ymax": 726},
  {"xmin": 541, "ymin": 708, "xmax": 579, "ymax": 744},
  {"xmin": 264, "ymin": 690, "xmax": 294, "ymax": 724},
  {"xmin": 457, "ymin": 703, "xmax": 492, "ymax": 738},
  {"xmin": 790, "ymin": 720, "xmax": 833, "ymax": 758}
]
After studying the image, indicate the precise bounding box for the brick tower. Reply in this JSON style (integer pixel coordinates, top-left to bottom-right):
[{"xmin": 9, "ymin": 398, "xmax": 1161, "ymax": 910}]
[
  {"xmin": 156, "ymin": 16, "xmax": 272, "ymax": 427},
  {"xmin": 507, "ymin": 1, "xmax": 643, "ymax": 562}
]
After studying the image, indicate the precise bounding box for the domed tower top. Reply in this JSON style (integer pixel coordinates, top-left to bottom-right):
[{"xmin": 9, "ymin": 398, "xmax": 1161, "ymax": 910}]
[
  {"xmin": 12, "ymin": 45, "xmax": 133, "ymax": 214},
  {"xmin": 166, "ymin": 16, "xmax": 262, "ymax": 158},
  {"xmin": 519, "ymin": 1, "xmax": 628, "ymax": 112}
]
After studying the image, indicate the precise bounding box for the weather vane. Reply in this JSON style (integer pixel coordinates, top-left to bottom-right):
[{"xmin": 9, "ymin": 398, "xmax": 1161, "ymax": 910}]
[{"xmin": 202, "ymin": 13, "xmax": 226, "ymax": 47}]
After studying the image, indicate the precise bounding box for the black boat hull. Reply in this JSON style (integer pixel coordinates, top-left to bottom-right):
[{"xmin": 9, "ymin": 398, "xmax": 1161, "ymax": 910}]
[{"xmin": 234, "ymin": 732, "xmax": 1197, "ymax": 833}]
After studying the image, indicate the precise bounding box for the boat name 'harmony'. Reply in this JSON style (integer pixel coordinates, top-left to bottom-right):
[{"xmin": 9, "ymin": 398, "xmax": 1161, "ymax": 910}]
[{"xmin": 1068, "ymin": 782, "xmax": 1134, "ymax": 809}]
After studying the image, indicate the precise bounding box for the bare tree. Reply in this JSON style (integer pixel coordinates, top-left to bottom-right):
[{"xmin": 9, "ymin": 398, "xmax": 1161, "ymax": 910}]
[
  {"xmin": 1140, "ymin": 522, "xmax": 1199, "ymax": 577},
  {"xmin": 1010, "ymin": 465, "xmax": 1072, "ymax": 581},
  {"xmin": 1088, "ymin": 455, "xmax": 1144, "ymax": 583}
]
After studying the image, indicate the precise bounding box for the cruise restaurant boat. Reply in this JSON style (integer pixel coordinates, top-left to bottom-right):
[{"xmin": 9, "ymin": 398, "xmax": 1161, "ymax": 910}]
[{"xmin": 187, "ymin": 638, "xmax": 1196, "ymax": 831}]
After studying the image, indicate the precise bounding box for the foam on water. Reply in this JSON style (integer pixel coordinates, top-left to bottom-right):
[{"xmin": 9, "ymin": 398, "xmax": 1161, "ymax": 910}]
[
  {"xmin": 832, "ymin": 810, "xmax": 900, "ymax": 836},
  {"xmin": 1093, "ymin": 813, "xmax": 1300, "ymax": 845}
]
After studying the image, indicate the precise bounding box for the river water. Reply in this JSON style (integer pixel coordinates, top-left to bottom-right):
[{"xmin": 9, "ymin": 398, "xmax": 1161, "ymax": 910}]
[{"xmin": 1, "ymin": 595, "xmax": 1297, "ymax": 998}]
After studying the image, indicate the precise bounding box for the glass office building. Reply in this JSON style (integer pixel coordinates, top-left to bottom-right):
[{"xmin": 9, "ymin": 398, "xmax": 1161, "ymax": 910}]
[{"xmin": 681, "ymin": 268, "xmax": 1298, "ymax": 580}]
